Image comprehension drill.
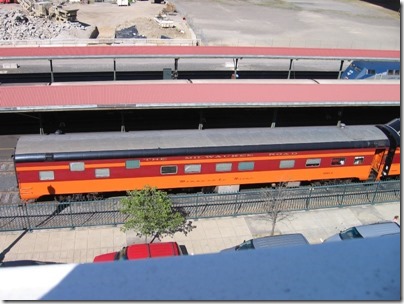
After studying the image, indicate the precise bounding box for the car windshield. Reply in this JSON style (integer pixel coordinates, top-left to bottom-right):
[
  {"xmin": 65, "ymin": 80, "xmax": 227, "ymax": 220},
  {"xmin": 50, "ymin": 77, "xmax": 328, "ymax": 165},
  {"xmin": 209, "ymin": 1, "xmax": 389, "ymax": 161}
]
[
  {"xmin": 339, "ymin": 227, "xmax": 363, "ymax": 240},
  {"xmin": 236, "ymin": 240, "xmax": 255, "ymax": 250},
  {"xmin": 115, "ymin": 247, "xmax": 128, "ymax": 260}
]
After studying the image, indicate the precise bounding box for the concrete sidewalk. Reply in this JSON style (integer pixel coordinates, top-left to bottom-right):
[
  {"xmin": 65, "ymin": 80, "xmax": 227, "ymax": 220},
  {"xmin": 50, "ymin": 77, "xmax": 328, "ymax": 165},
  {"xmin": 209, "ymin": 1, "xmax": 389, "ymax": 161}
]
[{"xmin": 0, "ymin": 202, "xmax": 400, "ymax": 264}]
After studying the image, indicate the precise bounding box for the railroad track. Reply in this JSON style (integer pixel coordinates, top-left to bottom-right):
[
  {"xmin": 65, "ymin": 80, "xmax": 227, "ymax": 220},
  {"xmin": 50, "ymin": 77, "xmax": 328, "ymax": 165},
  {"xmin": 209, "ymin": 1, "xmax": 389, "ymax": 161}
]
[
  {"xmin": 0, "ymin": 160, "xmax": 15, "ymax": 173},
  {"xmin": 0, "ymin": 159, "xmax": 20, "ymax": 205},
  {"xmin": 0, "ymin": 190, "xmax": 21, "ymax": 205}
]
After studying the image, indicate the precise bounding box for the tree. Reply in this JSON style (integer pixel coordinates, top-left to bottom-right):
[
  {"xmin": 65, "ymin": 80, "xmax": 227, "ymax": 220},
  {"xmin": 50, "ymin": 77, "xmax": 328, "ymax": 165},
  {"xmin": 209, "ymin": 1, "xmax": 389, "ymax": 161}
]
[
  {"xmin": 262, "ymin": 183, "xmax": 292, "ymax": 236},
  {"xmin": 120, "ymin": 186, "xmax": 195, "ymax": 243}
]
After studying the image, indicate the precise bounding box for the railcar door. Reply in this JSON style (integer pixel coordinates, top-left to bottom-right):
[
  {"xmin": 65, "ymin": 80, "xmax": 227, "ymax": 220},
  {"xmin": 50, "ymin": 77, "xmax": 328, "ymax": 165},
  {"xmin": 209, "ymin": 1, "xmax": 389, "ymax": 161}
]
[{"xmin": 368, "ymin": 149, "xmax": 387, "ymax": 181}]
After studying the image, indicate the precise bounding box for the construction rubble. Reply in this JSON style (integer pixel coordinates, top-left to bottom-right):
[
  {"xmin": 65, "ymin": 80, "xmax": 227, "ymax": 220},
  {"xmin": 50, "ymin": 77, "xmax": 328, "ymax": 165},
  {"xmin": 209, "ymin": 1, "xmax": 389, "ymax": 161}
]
[{"xmin": 0, "ymin": 2, "xmax": 94, "ymax": 41}]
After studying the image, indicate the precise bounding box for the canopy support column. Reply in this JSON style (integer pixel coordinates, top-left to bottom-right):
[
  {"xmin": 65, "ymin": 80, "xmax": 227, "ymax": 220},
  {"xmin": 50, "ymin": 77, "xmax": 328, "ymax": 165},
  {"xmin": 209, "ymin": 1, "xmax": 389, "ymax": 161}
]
[
  {"xmin": 113, "ymin": 59, "xmax": 117, "ymax": 81},
  {"xmin": 173, "ymin": 58, "xmax": 179, "ymax": 79},
  {"xmin": 287, "ymin": 59, "xmax": 293, "ymax": 79},
  {"xmin": 49, "ymin": 59, "xmax": 54, "ymax": 84},
  {"xmin": 338, "ymin": 60, "xmax": 345, "ymax": 79}
]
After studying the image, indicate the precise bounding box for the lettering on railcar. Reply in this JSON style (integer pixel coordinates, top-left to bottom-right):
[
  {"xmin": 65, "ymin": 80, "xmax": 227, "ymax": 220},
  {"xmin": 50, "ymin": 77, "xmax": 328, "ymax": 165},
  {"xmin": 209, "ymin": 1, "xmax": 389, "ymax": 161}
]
[
  {"xmin": 185, "ymin": 154, "xmax": 254, "ymax": 160},
  {"xmin": 179, "ymin": 178, "xmax": 226, "ymax": 184},
  {"xmin": 267, "ymin": 152, "xmax": 298, "ymax": 156},
  {"xmin": 234, "ymin": 176, "xmax": 253, "ymax": 181},
  {"xmin": 143, "ymin": 157, "xmax": 168, "ymax": 161}
]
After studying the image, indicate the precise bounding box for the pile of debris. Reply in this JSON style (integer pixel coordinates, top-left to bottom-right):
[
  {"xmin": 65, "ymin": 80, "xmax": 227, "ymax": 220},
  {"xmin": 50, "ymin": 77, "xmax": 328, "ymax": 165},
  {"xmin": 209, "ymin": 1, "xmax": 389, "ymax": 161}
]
[
  {"xmin": 0, "ymin": 0, "xmax": 96, "ymax": 41},
  {"xmin": 0, "ymin": 8, "xmax": 84, "ymax": 40},
  {"xmin": 161, "ymin": 2, "xmax": 176, "ymax": 14},
  {"xmin": 153, "ymin": 2, "xmax": 178, "ymax": 29},
  {"xmin": 115, "ymin": 25, "xmax": 145, "ymax": 39}
]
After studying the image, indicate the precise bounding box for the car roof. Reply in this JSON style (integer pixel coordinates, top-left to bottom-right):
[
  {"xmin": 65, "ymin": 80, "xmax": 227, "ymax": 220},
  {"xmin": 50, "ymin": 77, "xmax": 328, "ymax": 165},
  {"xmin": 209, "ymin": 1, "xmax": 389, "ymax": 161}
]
[
  {"xmin": 355, "ymin": 222, "xmax": 400, "ymax": 238},
  {"xmin": 126, "ymin": 242, "xmax": 180, "ymax": 259},
  {"xmin": 252, "ymin": 233, "xmax": 309, "ymax": 249}
]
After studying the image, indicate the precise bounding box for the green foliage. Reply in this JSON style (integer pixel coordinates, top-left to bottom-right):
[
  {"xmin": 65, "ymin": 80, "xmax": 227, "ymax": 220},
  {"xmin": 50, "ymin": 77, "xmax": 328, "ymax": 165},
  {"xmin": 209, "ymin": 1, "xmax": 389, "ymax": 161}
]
[{"xmin": 120, "ymin": 186, "xmax": 194, "ymax": 242}]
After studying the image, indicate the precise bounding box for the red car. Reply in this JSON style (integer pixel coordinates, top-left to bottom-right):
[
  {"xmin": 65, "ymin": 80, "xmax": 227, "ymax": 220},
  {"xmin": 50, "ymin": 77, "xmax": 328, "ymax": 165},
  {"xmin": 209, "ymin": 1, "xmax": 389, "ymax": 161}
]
[{"xmin": 93, "ymin": 242, "xmax": 183, "ymax": 262}]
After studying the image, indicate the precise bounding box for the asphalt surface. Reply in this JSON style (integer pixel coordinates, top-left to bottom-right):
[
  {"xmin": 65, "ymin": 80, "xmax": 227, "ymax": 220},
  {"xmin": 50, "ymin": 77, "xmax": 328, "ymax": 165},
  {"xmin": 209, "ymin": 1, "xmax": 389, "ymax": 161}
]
[{"xmin": 172, "ymin": 0, "xmax": 400, "ymax": 49}]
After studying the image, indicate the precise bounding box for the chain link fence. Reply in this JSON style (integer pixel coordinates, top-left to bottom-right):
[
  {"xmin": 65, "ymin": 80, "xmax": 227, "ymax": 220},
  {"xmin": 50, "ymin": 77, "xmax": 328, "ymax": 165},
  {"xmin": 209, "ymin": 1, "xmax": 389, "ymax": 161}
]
[
  {"xmin": 0, "ymin": 38, "xmax": 201, "ymax": 47},
  {"xmin": 0, "ymin": 180, "xmax": 399, "ymax": 232}
]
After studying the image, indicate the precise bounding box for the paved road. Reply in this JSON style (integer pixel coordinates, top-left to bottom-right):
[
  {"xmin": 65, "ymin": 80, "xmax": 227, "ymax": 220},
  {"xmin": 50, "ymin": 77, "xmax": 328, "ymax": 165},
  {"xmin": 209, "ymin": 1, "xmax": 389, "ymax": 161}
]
[
  {"xmin": 172, "ymin": 0, "xmax": 400, "ymax": 49},
  {"xmin": 0, "ymin": 201, "xmax": 399, "ymax": 264}
]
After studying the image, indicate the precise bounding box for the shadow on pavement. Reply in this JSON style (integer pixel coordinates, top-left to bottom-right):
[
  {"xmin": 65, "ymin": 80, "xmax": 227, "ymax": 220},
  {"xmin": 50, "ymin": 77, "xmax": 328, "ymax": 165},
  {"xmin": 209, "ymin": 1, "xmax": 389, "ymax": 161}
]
[
  {"xmin": 361, "ymin": 0, "xmax": 400, "ymax": 12},
  {"xmin": 0, "ymin": 229, "xmax": 28, "ymax": 263}
]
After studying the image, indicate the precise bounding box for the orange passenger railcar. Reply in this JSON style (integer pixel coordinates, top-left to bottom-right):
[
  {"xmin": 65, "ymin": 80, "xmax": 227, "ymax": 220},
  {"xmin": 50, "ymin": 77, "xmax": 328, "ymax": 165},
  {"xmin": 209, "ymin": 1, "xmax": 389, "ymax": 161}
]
[{"xmin": 14, "ymin": 120, "xmax": 400, "ymax": 201}]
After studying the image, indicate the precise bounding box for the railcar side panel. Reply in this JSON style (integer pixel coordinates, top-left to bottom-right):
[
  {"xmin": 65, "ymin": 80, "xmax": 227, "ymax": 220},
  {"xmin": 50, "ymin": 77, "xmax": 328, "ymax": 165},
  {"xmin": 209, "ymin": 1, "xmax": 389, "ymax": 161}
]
[{"xmin": 15, "ymin": 148, "xmax": 384, "ymax": 200}]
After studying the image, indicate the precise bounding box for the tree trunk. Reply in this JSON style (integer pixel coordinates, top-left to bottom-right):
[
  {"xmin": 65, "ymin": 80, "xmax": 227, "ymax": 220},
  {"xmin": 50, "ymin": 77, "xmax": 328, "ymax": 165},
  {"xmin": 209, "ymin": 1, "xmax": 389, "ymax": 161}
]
[
  {"xmin": 150, "ymin": 234, "xmax": 159, "ymax": 243},
  {"xmin": 270, "ymin": 213, "xmax": 277, "ymax": 236}
]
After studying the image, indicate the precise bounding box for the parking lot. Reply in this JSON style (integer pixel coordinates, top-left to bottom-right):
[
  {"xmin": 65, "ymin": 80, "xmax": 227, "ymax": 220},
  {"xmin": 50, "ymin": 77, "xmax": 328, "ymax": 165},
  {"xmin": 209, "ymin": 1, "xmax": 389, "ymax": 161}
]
[{"xmin": 171, "ymin": 0, "xmax": 400, "ymax": 49}]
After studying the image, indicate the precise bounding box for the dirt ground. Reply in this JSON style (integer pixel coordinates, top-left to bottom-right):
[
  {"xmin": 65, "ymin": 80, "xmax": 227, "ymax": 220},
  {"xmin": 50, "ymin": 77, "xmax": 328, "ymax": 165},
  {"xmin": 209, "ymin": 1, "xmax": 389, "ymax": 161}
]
[
  {"xmin": 67, "ymin": 0, "xmax": 399, "ymax": 48},
  {"xmin": 64, "ymin": 1, "xmax": 194, "ymax": 39}
]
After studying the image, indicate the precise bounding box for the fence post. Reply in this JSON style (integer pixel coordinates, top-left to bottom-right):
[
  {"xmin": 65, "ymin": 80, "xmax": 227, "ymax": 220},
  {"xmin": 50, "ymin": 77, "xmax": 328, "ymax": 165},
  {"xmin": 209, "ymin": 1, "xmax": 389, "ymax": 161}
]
[
  {"xmin": 69, "ymin": 202, "xmax": 75, "ymax": 229},
  {"xmin": 22, "ymin": 203, "xmax": 32, "ymax": 231},
  {"xmin": 371, "ymin": 181, "xmax": 381, "ymax": 205},
  {"xmin": 305, "ymin": 187, "xmax": 313, "ymax": 210},
  {"xmin": 113, "ymin": 199, "xmax": 118, "ymax": 227},
  {"xmin": 340, "ymin": 183, "xmax": 347, "ymax": 206},
  {"xmin": 234, "ymin": 193, "xmax": 238, "ymax": 216},
  {"xmin": 193, "ymin": 193, "xmax": 199, "ymax": 220}
]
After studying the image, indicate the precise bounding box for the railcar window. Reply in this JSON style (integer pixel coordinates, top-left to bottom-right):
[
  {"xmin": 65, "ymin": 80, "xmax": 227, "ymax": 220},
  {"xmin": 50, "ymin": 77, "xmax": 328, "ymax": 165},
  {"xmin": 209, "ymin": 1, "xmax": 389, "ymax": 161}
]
[
  {"xmin": 280, "ymin": 160, "xmax": 295, "ymax": 169},
  {"xmin": 354, "ymin": 156, "xmax": 364, "ymax": 165},
  {"xmin": 126, "ymin": 160, "xmax": 140, "ymax": 169},
  {"xmin": 238, "ymin": 162, "xmax": 254, "ymax": 171},
  {"xmin": 394, "ymin": 70, "xmax": 400, "ymax": 75},
  {"xmin": 95, "ymin": 168, "xmax": 110, "ymax": 178},
  {"xmin": 70, "ymin": 162, "xmax": 85, "ymax": 171},
  {"xmin": 331, "ymin": 158, "xmax": 345, "ymax": 166},
  {"xmin": 216, "ymin": 163, "xmax": 232, "ymax": 172},
  {"xmin": 161, "ymin": 166, "xmax": 177, "ymax": 175},
  {"xmin": 367, "ymin": 69, "xmax": 376, "ymax": 75},
  {"xmin": 306, "ymin": 159, "xmax": 321, "ymax": 167},
  {"xmin": 185, "ymin": 164, "xmax": 201, "ymax": 174},
  {"xmin": 39, "ymin": 171, "xmax": 54, "ymax": 181},
  {"xmin": 387, "ymin": 70, "xmax": 394, "ymax": 75}
]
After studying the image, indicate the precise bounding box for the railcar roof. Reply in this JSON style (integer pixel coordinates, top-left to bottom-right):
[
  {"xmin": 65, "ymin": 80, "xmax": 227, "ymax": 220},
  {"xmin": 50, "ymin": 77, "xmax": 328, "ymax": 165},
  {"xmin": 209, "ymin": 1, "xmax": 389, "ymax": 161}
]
[{"xmin": 15, "ymin": 125, "xmax": 389, "ymax": 155}]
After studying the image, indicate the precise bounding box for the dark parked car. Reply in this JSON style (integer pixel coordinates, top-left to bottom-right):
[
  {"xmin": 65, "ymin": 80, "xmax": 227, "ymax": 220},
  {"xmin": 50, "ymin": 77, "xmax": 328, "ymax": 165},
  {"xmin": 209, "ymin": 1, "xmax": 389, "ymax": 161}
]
[
  {"xmin": 221, "ymin": 233, "xmax": 310, "ymax": 252},
  {"xmin": 0, "ymin": 260, "xmax": 60, "ymax": 267}
]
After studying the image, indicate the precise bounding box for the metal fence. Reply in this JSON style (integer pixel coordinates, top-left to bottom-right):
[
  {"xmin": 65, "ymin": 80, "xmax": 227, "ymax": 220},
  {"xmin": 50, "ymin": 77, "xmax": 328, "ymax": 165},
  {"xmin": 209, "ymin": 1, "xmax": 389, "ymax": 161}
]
[
  {"xmin": 0, "ymin": 38, "xmax": 201, "ymax": 47},
  {"xmin": 0, "ymin": 180, "xmax": 400, "ymax": 232},
  {"xmin": 0, "ymin": 37, "xmax": 399, "ymax": 50}
]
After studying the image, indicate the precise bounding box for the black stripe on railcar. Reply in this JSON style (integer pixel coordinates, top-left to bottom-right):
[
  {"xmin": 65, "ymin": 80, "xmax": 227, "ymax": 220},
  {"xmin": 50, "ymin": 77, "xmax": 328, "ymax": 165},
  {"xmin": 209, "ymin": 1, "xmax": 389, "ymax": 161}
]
[
  {"xmin": 376, "ymin": 118, "xmax": 401, "ymax": 177},
  {"xmin": 377, "ymin": 118, "xmax": 400, "ymax": 148},
  {"xmin": 14, "ymin": 139, "xmax": 390, "ymax": 163}
]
